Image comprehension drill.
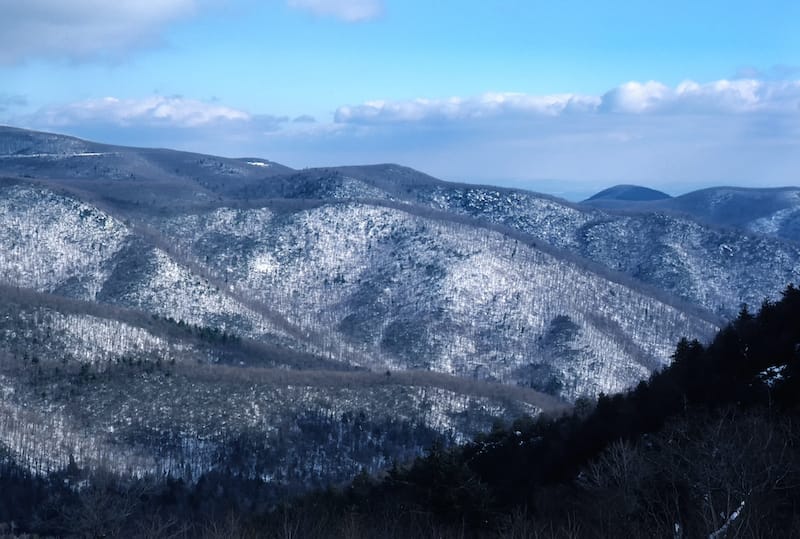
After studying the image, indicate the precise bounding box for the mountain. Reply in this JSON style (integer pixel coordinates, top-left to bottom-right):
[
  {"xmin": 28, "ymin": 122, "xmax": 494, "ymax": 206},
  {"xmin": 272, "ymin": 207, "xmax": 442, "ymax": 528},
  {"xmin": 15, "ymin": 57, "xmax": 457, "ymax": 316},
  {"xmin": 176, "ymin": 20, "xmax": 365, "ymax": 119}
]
[
  {"xmin": 652, "ymin": 186, "xmax": 800, "ymax": 243},
  {"xmin": 382, "ymin": 175, "xmax": 799, "ymax": 319},
  {"xmin": 581, "ymin": 184, "xmax": 800, "ymax": 243},
  {"xmin": 0, "ymin": 125, "xmax": 797, "ymax": 496},
  {"xmin": 0, "ymin": 127, "xmax": 726, "ymax": 400},
  {"xmin": 583, "ymin": 184, "xmax": 672, "ymax": 207},
  {"xmin": 225, "ymin": 164, "xmax": 800, "ymax": 319},
  {"xmin": 0, "ymin": 177, "xmax": 713, "ymax": 402},
  {"xmin": 0, "ymin": 125, "xmax": 292, "ymax": 213},
  {"xmin": 161, "ymin": 161, "xmax": 800, "ymax": 320}
]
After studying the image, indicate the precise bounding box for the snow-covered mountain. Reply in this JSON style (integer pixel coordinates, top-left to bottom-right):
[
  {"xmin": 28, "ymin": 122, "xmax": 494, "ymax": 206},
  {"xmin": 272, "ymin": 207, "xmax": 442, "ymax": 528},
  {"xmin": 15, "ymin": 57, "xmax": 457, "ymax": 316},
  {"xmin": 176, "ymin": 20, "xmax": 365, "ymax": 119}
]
[
  {"xmin": 0, "ymin": 168, "xmax": 718, "ymax": 401},
  {"xmin": 230, "ymin": 166, "xmax": 799, "ymax": 319},
  {"xmin": 0, "ymin": 125, "xmax": 795, "ymax": 488},
  {"xmin": 582, "ymin": 184, "xmax": 800, "ymax": 244}
]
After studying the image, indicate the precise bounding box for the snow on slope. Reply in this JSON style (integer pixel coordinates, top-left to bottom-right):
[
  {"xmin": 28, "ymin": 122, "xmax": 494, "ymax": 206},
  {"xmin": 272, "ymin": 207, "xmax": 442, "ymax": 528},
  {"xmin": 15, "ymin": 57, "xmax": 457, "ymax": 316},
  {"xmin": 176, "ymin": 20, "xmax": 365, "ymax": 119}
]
[
  {"xmin": 575, "ymin": 214, "xmax": 800, "ymax": 317},
  {"xmin": 19, "ymin": 312, "xmax": 184, "ymax": 365},
  {"xmin": 154, "ymin": 201, "xmax": 717, "ymax": 400},
  {"xmin": 117, "ymin": 247, "xmax": 286, "ymax": 340},
  {"xmin": 415, "ymin": 184, "xmax": 800, "ymax": 318},
  {"xmin": 0, "ymin": 183, "xmax": 299, "ymax": 348},
  {"xmin": 0, "ymin": 183, "xmax": 129, "ymax": 297}
]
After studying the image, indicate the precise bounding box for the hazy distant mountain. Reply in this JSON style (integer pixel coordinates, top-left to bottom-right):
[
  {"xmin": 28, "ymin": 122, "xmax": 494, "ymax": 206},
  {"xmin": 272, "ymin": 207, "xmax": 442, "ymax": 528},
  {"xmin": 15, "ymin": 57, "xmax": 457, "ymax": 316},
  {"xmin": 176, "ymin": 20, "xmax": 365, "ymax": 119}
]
[
  {"xmin": 0, "ymin": 125, "xmax": 293, "ymax": 212},
  {"xmin": 584, "ymin": 184, "xmax": 672, "ymax": 206},
  {"xmin": 651, "ymin": 187, "xmax": 800, "ymax": 243},
  {"xmin": 580, "ymin": 183, "xmax": 800, "ymax": 243}
]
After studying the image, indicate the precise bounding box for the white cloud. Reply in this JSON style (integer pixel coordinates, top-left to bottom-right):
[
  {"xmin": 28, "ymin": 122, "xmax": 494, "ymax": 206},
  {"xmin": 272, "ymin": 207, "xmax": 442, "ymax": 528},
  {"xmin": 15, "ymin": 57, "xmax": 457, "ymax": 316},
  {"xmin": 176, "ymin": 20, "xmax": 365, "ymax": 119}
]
[
  {"xmin": 599, "ymin": 81, "xmax": 671, "ymax": 113},
  {"xmin": 287, "ymin": 0, "xmax": 382, "ymax": 22},
  {"xmin": 0, "ymin": 0, "xmax": 383, "ymax": 62},
  {"xmin": 336, "ymin": 79, "xmax": 800, "ymax": 124},
  {"xmin": 600, "ymin": 79, "xmax": 782, "ymax": 114},
  {"xmin": 335, "ymin": 92, "xmax": 600, "ymax": 123},
  {"xmin": 0, "ymin": 0, "xmax": 199, "ymax": 63},
  {"xmin": 34, "ymin": 96, "xmax": 251, "ymax": 128}
]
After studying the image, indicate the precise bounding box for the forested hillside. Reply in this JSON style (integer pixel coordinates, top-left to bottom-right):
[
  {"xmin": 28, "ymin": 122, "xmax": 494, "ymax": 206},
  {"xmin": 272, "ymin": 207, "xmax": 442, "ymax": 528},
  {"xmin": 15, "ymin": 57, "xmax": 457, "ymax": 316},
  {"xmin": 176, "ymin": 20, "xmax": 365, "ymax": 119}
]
[
  {"xmin": 284, "ymin": 287, "xmax": 800, "ymax": 537},
  {"xmin": 1, "ymin": 286, "xmax": 798, "ymax": 537},
  {"xmin": 0, "ymin": 284, "xmax": 562, "ymax": 491},
  {"xmin": 0, "ymin": 175, "xmax": 720, "ymax": 401},
  {"xmin": 259, "ymin": 286, "xmax": 800, "ymax": 538}
]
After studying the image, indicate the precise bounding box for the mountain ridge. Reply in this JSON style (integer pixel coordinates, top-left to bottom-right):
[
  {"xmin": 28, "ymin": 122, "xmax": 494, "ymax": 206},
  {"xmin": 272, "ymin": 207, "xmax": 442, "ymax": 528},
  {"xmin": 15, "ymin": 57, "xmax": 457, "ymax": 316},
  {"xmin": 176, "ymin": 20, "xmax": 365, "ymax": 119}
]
[
  {"xmin": 0, "ymin": 131, "xmax": 727, "ymax": 401},
  {"xmin": 0, "ymin": 125, "xmax": 797, "ymax": 513},
  {"xmin": 1, "ymin": 127, "xmax": 797, "ymax": 399}
]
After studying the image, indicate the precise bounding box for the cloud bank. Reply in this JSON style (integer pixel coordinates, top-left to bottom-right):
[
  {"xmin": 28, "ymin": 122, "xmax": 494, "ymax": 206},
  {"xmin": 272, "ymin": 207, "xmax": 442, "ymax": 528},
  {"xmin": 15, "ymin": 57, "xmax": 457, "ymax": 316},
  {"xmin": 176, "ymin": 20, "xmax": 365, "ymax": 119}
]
[
  {"xmin": 7, "ymin": 95, "xmax": 287, "ymax": 156},
  {"xmin": 335, "ymin": 79, "xmax": 800, "ymax": 124},
  {"xmin": 335, "ymin": 93, "xmax": 601, "ymax": 123}
]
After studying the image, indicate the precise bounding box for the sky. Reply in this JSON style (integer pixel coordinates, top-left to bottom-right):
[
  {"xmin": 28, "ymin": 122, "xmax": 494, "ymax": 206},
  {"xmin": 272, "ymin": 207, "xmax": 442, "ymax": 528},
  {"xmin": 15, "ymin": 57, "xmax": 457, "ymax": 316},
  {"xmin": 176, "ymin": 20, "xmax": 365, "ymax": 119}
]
[{"xmin": 1, "ymin": 0, "xmax": 799, "ymax": 199}]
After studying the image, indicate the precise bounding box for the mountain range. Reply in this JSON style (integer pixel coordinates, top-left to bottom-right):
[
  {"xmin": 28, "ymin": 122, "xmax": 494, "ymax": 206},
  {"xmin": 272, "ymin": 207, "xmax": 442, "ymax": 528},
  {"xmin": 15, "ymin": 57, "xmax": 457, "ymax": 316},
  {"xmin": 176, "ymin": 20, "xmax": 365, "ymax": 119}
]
[{"xmin": 0, "ymin": 125, "xmax": 797, "ymax": 488}]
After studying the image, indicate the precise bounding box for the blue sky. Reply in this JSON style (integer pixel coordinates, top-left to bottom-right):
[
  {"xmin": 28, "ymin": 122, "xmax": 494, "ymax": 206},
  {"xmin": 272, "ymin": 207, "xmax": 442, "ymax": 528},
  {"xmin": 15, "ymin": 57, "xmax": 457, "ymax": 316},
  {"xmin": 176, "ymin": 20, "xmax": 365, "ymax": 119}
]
[{"xmin": 1, "ymin": 0, "xmax": 799, "ymax": 198}]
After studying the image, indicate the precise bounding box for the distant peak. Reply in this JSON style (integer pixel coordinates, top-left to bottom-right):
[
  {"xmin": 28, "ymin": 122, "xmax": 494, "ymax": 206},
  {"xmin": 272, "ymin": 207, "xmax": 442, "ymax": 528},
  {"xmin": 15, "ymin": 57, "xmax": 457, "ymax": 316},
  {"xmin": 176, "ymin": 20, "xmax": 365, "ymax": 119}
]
[{"xmin": 585, "ymin": 184, "xmax": 672, "ymax": 202}]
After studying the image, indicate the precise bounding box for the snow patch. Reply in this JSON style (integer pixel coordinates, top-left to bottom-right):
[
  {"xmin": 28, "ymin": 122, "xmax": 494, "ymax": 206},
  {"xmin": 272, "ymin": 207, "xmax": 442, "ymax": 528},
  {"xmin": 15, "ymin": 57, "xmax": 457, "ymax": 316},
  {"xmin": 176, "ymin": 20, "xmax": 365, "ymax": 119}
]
[{"xmin": 759, "ymin": 365, "xmax": 786, "ymax": 387}]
